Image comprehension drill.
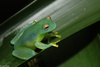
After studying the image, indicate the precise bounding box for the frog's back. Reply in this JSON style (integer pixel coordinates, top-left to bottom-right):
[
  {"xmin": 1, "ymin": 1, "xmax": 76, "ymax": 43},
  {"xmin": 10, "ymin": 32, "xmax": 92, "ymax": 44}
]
[
  {"xmin": 16, "ymin": 30, "xmax": 37, "ymax": 44},
  {"xmin": 10, "ymin": 23, "xmax": 34, "ymax": 45},
  {"xmin": 13, "ymin": 25, "xmax": 38, "ymax": 49}
]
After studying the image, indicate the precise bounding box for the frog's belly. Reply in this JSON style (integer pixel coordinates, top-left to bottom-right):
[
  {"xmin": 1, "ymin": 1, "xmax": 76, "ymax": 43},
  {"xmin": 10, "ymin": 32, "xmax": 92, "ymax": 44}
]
[
  {"xmin": 14, "ymin": 41, "xmax": 36, "ymax": 50},
  {"xmin": 14, "ymin": 33, "xmax": 37, "ymax": 50},
  {"xmin": 26, "ymin": 41, "xmax": 35, "ymax": 47},
  {"xmin": 25, "ymin": 41, "xmax": 36, "ymax": 50}
]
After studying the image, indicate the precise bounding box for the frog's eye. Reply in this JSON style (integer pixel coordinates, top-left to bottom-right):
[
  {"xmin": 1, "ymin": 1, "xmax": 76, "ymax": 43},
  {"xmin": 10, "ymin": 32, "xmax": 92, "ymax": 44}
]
[{"xmin": 43, "ymin": 24, "xmax": 49, "ymax": 30}]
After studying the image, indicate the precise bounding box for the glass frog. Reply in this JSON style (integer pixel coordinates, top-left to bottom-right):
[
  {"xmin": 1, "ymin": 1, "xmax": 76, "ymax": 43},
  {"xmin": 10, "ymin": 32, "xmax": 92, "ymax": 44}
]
[{"xmin": 10, "ymin": 16, "xmax": 61, "ymax": 60}]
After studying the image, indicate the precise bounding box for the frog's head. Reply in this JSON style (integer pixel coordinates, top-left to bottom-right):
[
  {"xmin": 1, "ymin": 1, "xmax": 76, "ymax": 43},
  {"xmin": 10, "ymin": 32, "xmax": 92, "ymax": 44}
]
[{"xmin": 37, "ymin": 16, "xmax": 56, "ymax": 34}]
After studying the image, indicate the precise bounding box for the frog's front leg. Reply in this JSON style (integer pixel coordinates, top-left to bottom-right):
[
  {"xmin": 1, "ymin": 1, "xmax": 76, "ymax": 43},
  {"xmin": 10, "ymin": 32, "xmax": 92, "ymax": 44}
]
[
  {"xmin": 35, "ymin": 40, "xmax": 60, "ymax": 50},
  {"xmin": 52, "ymin": 32, "xmax": 61, "ymax": 38},
  {"xmin": 12, "ymin": 47, "xmax": 36, "ymax": 60},
  {"xmin": 44, "ymin": 32, "xmax": 61, "ymax": 43},
  {"xmin": 46, "ymin": 31, "xmax": 61, "ymax": 38}
]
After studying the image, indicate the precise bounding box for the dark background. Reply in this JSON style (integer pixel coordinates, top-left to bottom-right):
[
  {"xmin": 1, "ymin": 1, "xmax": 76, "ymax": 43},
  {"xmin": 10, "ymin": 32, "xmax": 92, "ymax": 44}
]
[{"xmin": 0, "ymin": 0, "xmax": 33, "ymax": 24}]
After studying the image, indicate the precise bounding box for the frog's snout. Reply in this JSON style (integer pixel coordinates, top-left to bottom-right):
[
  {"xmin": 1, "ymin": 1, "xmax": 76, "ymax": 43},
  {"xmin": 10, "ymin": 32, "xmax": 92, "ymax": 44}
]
[{"xmin": 45, "ymin": 16, "xmax": 51, "ymax": 19}]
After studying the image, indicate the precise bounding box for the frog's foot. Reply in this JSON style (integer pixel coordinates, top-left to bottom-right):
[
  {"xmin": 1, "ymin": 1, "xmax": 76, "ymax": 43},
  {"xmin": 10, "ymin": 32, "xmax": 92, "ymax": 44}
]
[
  {"xmin": 51, "ymin": 40, "xmax": 61, "ymax": 47},
  {"xmin": 53, "ymin": 32, "xmax": 61, "ymax": 38},
  {"xmin": 54, "ymin": 35, "xmax": 61, "ymax": 38},
  {"xmin": 54, "ymin": 32, "xmax": 58, "ymax": 35},
  {"xmin": 32, "ymin": 20, "xmax": 36, "ymax": 24},
  {"xmin": 12, "ymin": 48, "xmax": 36, "ymax": 60}
]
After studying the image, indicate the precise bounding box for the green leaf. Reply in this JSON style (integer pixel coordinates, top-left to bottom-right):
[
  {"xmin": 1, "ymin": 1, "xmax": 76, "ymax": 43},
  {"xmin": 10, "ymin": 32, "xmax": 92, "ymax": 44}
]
[
  {"xmin": 0, "ymin": 0, "xmax": 100, "ymax": 67},
  {"xmin": 58, "ymin": 34, "xmax": 100, "ymax": 67}
]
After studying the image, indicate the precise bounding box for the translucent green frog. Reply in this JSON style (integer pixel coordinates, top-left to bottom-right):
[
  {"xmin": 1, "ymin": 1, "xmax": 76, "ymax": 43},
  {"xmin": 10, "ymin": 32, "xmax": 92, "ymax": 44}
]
[{"xmin": 10, "ymin": 16, "xmax": 61, "ymax": 60}]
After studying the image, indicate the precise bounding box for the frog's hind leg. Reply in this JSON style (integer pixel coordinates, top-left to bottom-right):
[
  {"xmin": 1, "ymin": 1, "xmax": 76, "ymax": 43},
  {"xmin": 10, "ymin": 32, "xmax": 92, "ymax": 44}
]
[{"xmin": 12, "ymin": 47, "xmax": 36, "ymax": 60}]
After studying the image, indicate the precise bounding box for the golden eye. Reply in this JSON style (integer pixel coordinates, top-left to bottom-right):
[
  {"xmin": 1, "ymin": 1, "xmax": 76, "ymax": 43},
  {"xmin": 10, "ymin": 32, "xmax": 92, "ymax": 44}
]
[{"xmin": 43, "ymin": 24, "xmax": 49, "ymax": 30}]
